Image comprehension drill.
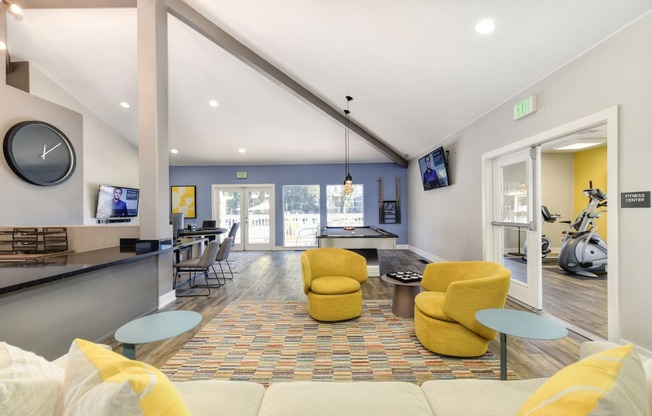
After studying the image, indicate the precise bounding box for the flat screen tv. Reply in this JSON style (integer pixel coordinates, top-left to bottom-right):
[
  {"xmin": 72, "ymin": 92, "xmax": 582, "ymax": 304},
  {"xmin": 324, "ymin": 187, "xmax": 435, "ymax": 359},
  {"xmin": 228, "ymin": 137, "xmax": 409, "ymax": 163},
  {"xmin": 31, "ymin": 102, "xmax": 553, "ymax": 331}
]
[
  {"xmin": 418, "ymin": 146, "xmax": 450, "ymax": 191},
  {"xmin": 95, "ymin": 185, "xmax": 140, "ymax": 219}
]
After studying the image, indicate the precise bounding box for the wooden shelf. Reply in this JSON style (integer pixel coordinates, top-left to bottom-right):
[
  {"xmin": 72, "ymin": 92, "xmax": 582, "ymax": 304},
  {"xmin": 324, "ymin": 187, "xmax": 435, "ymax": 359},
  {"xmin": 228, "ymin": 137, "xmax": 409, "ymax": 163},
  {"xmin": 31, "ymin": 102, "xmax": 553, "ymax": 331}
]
[{"xmin": 0, "ymin": 228, "xmax": 69, "ymax": 254}]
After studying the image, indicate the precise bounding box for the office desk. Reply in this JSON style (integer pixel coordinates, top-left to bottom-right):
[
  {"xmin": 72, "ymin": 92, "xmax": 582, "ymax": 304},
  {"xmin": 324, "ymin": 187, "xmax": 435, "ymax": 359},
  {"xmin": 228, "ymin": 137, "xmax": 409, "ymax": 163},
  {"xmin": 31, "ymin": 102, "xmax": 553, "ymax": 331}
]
[
  {"xmin": 178, "ymin": 228, "xmax": 228, "ymax": 241},
  {"xmin": 173, "ymin": 237, "xmax": 208, "ymax": 263}
]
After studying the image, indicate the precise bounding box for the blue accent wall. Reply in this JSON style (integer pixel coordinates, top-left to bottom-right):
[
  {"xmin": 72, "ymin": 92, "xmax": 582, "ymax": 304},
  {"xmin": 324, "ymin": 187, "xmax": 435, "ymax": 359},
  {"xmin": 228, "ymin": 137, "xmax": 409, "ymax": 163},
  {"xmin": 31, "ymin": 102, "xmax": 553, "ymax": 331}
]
[{"xmin": 169, "ymin": 163, "xmax": 408, "ymax": 245}]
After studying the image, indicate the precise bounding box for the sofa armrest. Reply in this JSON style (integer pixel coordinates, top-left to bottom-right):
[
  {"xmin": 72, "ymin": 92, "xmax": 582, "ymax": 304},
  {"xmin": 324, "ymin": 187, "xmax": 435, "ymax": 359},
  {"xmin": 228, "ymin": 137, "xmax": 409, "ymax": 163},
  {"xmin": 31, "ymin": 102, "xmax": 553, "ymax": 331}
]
[{"xmin": 580, "ymin": 341, "xmax": 621, "ymax": 359}]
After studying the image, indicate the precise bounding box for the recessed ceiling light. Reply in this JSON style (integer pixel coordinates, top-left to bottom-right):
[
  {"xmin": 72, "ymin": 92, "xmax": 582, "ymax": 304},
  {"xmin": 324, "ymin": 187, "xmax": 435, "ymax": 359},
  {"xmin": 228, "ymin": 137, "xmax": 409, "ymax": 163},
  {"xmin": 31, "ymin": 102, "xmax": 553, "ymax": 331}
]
[
  {"xmin": 9, "ymin": 3, "xmax": 22, "ymax": 15},
  {"xmin": 120, "ymin": 102, "xmax": 130, "ymax": 109},
  {"xmin": 170, "ymin": 149, "xmax": 179, "ymax": 154},
  {"xmin": 209, "ymin": 100, "xmax": 218, "ymax": 108},
  {"xmin": 238, "ymin": 148, "xmax": 246, "ymax": 154},
  {"xmin": 0, "ymin": 41, "xmax": 6, "ymax": 51},
  {"xmin": 475, "ymin": 19, "xmax": 495, "ymax": 35},
  {"xmin": 553, "ymin": 138, "xmax": 606, "ymax": 151}
]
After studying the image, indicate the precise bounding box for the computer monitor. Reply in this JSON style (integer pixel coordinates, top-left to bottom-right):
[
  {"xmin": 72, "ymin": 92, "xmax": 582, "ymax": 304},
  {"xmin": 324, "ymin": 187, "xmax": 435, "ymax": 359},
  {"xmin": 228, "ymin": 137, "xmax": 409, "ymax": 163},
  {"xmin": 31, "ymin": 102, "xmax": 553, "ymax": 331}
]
[{"xmin": 170, "ymin": 213, "xmax": 184, "ymax": 241}]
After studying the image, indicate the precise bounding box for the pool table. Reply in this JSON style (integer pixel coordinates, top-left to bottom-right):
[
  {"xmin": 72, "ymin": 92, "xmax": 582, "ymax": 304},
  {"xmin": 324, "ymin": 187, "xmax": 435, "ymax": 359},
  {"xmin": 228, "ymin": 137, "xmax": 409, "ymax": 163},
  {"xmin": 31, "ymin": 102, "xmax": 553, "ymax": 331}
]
[{"xmin": 316, "ymin": 226, "xmax": 398, "ymax": 276}]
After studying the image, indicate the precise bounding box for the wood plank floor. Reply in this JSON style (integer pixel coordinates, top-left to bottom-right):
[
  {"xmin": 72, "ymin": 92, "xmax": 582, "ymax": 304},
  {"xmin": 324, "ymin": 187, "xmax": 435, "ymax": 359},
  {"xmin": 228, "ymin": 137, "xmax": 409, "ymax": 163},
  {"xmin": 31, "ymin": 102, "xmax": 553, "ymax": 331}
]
[
  {"xmin": 102, "ymin": 249, "xmax": 588, "ymax": 380},
  {"xmin": 503, "ymin": 256, "xmax": 607, "ymax": 339}
]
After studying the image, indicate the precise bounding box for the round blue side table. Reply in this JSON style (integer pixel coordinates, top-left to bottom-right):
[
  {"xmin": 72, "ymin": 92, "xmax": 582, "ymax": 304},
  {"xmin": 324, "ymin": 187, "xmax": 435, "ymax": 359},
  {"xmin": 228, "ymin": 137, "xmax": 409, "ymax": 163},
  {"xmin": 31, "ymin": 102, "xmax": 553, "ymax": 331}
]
[
  {"xmin": 476, "ymin": 308, "xmax": 568, "ymax": 380},
  {"xmin": 115, "ymin": 310, "xmax": 202, "ymax": 359}
]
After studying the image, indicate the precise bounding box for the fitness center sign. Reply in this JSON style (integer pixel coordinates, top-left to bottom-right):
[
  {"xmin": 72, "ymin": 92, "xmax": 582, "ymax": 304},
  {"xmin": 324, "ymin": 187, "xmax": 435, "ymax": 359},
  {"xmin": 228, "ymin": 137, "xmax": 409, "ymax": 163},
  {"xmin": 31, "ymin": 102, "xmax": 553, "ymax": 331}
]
[{"xmin": 621, "ymin": 191, "xmax": 651, "ymax": 208}]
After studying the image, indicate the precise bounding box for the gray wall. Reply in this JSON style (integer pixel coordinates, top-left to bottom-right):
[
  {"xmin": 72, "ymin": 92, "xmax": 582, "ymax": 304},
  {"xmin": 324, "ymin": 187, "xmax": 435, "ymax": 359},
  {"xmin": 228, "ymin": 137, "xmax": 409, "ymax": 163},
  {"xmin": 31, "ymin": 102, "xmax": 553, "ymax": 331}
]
[
  {"xmin": 0, "ymin": 84, "xmax": 84, "ymax": 225},
  {"xmin": 408, "ymin": 13, "xmax": 652, "ymax": 350}
]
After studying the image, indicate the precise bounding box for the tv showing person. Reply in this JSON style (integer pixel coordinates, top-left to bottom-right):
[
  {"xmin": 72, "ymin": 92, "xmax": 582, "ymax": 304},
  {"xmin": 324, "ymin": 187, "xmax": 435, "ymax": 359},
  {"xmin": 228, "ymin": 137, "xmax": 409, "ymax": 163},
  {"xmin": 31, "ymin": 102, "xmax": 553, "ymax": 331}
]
[
  {"xmin": 99, "ymin": 187, "xmax": 128, "ymax": 217},
  {"xmin": 422, "ymin": 155, "xmax": 439, "ymax": 190}
]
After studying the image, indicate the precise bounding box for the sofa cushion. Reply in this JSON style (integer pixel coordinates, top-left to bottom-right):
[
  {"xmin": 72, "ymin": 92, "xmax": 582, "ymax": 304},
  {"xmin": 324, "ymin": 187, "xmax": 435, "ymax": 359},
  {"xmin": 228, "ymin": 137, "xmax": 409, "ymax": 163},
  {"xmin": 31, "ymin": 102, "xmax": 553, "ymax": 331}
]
[
  {"xmin": 0, "ymin": 341, "xmax": 65, "ymax": 416},
  {"xmin": 518, "ymin": 344, "xmax": 649, "ymax": 416},
  {"xmin": 421, "ymin": 378, "xmax": 546, "ymax": 416},
  {"xmin": 64, "ymin": 339, "xmax": 190, "ymax": 416},
  {"xmin": 310, "ymin": 276, "xmax": 361, "ymax": 295},
  {"xmin": 258, "ymin": 381, "xmax": 433, "ymax": 416},
  {"xmin": 173, "ymin": 380, "xmax": 265, "ymax": 416},
  {"xmin": 414, "ymin": 291, "xmax": 453, "ymax": 321}
]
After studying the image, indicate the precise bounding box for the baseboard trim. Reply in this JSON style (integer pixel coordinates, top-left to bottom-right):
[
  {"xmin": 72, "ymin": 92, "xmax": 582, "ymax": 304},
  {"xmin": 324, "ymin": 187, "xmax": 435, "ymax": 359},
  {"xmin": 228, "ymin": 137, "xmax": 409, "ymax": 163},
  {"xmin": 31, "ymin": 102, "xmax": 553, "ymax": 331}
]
[
  {"xmin": 407, "ymin": 245, "xmax": 446, "ymax": 263},
  {"xmin": 158, "ymin": 290, "xmax": 176, "ymax": 309}
]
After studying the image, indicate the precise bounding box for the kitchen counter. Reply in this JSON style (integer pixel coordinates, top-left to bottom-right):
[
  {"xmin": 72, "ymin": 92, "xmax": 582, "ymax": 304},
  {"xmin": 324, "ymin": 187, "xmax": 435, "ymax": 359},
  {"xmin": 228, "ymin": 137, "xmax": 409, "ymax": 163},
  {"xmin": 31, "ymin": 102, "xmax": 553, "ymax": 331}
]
[{"xmin": 0, "ymin": 246, "xmax": 166, "ymax": 295}]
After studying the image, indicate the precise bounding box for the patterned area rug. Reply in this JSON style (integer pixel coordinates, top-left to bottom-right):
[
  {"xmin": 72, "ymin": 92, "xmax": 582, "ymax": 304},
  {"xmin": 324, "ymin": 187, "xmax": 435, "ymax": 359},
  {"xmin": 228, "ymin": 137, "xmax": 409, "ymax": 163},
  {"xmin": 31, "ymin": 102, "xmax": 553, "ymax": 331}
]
[
  {"xmin": 161, "ymin": 300, "xmax": 518, "ymax": 385},
  {"xmin": 227, "ymin": 251, "xmax": 266, "ymax": 273}
]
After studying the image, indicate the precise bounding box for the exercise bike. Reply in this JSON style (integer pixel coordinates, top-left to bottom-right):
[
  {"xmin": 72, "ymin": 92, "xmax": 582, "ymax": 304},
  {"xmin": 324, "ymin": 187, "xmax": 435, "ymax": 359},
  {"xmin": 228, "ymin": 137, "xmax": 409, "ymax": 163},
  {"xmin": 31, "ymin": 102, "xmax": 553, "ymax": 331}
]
[
  {"xmin": 522, "ymin": 206, "xmax": 561, "ymax": 261},
  {"xmin": 558, "ymin": 182, "xmax": 608, "ymax": 278}
]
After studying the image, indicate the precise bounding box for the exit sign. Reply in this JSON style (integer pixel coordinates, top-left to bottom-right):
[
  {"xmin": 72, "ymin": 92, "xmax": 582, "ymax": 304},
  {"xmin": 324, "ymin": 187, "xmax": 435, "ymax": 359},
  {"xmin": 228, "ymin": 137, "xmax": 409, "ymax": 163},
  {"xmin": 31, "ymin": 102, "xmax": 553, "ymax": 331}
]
[
  {"xmin": 236, "ymin": 171, "xmax": 247, "ymax": 179},
  {"xmin": 513, "ymin": 95, "xmax": 538, "ymax": 120}
]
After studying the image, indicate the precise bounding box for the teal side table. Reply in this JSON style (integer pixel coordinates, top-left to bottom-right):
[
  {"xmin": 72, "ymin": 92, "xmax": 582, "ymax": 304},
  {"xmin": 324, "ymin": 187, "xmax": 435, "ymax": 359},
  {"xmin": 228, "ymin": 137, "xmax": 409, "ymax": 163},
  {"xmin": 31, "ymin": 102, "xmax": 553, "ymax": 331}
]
[
  {"xmin": 475, "ymin": 308, "xmax": 568, "ymax": 380},
  {"xmin": 114, "ymin": 310, "xmax": 202, "ymax": 359}
]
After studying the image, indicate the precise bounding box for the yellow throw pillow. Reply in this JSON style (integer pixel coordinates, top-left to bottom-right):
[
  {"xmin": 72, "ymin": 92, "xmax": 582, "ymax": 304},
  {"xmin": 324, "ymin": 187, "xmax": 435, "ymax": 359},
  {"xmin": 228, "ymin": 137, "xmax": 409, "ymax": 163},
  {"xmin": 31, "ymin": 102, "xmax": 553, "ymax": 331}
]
[
  {"xmin": 63, "ymin": 339, "xmax": 190, "ymax": 416},
  {"xmin": 519, "ymin": 344, "xmax": 649, "ymax": 416}
]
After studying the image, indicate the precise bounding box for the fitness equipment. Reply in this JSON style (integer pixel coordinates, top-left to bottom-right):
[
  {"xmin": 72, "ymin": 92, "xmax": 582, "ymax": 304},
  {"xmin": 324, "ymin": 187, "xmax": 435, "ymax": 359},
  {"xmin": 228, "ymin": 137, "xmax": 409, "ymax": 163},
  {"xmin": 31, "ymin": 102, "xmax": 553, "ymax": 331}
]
[
  {"xmin": 558, "ymin": 182, "xmax": 608, "ymax": 278},
  {"xmin": 522, "ymin": 206, "xmax": 561, "ymax": 260}
]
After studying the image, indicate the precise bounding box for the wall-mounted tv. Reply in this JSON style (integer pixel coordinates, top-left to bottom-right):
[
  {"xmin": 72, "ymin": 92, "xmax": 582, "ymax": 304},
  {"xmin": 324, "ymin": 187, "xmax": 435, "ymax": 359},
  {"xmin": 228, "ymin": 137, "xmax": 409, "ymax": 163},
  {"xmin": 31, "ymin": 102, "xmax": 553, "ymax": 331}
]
[
  {"xmin": 95, "ymin": 185, "xmax": 140, "ymax": 219},
  {"xmin": 418, "ymin": 146, "xmax": 450, "ymax": 191}
]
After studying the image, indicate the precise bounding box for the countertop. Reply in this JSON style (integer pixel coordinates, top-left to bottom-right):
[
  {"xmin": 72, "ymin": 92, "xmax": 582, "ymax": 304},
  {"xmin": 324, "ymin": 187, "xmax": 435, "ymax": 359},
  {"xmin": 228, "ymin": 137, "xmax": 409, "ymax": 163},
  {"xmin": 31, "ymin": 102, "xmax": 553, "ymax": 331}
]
[{"xmin": 0, "ymin": 246, "xmax": 169, "ymax": 295}]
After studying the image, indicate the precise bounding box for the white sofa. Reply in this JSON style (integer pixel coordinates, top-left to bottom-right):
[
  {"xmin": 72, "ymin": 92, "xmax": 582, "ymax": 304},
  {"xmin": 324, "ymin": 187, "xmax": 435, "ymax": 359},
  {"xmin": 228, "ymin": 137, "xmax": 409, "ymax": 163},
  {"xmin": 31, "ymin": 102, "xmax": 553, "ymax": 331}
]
[
  {"xmin": 173, "ymin": 341, "xmax": 652, "ymax": 416},
  {"xmin": 2, "ymin": 341, "xmax": 650, "ymax": 416}
]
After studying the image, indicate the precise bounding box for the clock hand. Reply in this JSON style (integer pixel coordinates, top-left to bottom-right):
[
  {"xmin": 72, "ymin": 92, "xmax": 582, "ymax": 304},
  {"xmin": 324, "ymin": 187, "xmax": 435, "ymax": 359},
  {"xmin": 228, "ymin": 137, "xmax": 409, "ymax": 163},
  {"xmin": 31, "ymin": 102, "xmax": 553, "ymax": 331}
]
[
  {"xmin": 41, "ymin": 144, "xmax": 47, "ymax": 159},
  {"xmin": 41, "ymin": 142, "xmax": 62, "ymax": 159}
]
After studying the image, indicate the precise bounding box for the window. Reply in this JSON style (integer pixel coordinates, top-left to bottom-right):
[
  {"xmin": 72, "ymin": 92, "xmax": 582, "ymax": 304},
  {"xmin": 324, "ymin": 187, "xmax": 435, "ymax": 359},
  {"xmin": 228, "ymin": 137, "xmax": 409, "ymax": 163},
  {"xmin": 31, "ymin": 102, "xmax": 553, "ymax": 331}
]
[
  {"xmin": 282, "ymin": 185, "xmax": 320, "ymax": 246},
  {"xmin": 326, "ymin": 184, "xmax": 364, "ymax": 226}
]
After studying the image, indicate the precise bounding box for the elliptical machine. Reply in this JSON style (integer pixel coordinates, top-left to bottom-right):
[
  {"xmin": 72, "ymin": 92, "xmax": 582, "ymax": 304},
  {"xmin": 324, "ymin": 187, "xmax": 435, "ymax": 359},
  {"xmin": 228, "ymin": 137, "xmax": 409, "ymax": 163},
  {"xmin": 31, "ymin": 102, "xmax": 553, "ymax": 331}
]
[
  {"xmin": 522, "ymin": 206, "xmax": 561, "ymax": 260},
  {"xmin": 558, "ymin": 182, "xmax": 608, "ymax": 278}
]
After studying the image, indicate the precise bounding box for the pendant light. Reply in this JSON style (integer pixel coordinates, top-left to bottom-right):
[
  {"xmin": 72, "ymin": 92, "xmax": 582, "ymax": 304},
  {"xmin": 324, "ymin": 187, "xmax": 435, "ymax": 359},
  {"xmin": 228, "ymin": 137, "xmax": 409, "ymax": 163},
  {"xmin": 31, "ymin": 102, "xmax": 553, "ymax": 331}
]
[{"xmin": 343, "ymin": 96, "xmax": 353, "ymax": 196}]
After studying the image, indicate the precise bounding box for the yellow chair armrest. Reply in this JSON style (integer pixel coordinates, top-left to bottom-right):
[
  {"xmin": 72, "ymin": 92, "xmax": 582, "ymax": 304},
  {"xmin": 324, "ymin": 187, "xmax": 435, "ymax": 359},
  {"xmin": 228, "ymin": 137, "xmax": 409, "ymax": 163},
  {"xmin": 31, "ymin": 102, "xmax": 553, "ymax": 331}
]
[
  {"xmin": 421, "ymin": 261, "xmax": 508, "ymax": 292},
  {"xmin": 443, "ymin": 275, "xmax": 510, "ymax": 340}
]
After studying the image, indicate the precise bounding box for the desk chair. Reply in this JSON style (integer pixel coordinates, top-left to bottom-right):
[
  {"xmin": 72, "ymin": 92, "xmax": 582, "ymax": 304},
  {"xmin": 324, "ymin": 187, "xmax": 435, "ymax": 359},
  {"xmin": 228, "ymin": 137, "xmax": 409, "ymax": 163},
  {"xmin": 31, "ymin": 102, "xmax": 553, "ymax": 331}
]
[
  {"xmin": 213, "ymin": 237, "xmax": 234, "ymax": 283},
  {"xmin": 225, "ymin": 223, "xmax": 239, "ymax": 245},
  {"xmin": 173, "ymin": 240, "xmax": 221, "ymax": 296},
  {"xmin": 221, "ymin": 223, "xmax": 239, "ymax": 266}
]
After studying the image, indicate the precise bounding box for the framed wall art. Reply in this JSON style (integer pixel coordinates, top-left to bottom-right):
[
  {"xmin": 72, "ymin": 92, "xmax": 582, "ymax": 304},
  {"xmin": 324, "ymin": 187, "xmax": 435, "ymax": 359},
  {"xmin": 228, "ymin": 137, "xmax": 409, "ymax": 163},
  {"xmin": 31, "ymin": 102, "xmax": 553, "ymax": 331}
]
[{"xmin": 171, "ymin": 185, "xmax": 196, "ymax": 219}]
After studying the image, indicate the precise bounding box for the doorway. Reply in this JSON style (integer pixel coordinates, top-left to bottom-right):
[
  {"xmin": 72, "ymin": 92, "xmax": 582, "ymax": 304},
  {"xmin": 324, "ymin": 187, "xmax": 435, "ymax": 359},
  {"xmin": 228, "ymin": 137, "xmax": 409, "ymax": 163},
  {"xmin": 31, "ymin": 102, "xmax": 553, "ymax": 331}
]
[
  {"xmin": 211, "ymin": 184, "xmax": 275, "ymax": 251},
  {"xmin": 482, "ymin": 107, "xmax": 619, "ymax": 341}
]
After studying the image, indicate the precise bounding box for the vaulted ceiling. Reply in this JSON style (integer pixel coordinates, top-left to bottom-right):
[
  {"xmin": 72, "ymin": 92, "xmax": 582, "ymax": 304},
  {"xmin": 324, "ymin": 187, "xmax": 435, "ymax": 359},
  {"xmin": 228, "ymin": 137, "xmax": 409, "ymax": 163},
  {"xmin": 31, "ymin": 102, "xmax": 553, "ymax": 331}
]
[{"xmin": 6, "ymin": 1, "xmax": 652, "ymax": 166}]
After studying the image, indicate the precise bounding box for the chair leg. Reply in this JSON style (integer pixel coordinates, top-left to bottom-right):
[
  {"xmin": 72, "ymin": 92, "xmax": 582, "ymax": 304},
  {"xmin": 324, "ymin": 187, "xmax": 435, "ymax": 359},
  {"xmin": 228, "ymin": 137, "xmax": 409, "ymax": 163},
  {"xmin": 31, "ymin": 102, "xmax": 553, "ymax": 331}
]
[
  {"xmin": 194, "ymin": 266, "xmax": 222, "ymax": 288},
  {"xmin": 224, "ymin": 260, "xmax": 234, "ymax": 279},
  {"xmin": 174, "ymin": 269, "xmax": 211, "ymax": 297},
  {"xmin": 216, "ymin": 260, "xmax": 234, "ymax": 281},
  {"xmin": 213, "ymin": 262, "xmax": 227, "ymax": 284}
]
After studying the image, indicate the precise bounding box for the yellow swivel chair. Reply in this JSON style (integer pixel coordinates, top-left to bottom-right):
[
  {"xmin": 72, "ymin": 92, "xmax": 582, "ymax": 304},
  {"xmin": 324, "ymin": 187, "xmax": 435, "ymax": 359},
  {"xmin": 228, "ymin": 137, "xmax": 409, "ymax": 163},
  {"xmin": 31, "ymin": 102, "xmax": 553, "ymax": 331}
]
[
  {"xmin": 300, "ymin": 248, "xmax": 368, "ymax": 322},
  {"xmin": 414, "ymin": 261, "xmax": 511, "ymax": 357}
]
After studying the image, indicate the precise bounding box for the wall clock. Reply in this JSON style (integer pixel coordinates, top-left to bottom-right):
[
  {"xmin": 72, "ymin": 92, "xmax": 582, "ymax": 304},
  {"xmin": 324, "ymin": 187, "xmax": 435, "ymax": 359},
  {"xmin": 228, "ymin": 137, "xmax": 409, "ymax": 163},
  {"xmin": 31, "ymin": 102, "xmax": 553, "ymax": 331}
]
[{"xmin": 3, "ymin": 121, "xmax": 77, "ymax": 186}]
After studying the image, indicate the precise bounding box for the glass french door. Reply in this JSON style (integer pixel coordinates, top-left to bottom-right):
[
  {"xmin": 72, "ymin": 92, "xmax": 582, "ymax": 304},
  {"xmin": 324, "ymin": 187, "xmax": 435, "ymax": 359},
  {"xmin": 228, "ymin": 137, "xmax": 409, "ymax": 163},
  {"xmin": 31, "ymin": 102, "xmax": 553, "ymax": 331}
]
[
  {"xmin": 491, "ymin": 147, "xmax": 543, "ymax": 309},
  {"xmin": 211, "ymin": 185, "xmax": 275, "ymax": 250}
]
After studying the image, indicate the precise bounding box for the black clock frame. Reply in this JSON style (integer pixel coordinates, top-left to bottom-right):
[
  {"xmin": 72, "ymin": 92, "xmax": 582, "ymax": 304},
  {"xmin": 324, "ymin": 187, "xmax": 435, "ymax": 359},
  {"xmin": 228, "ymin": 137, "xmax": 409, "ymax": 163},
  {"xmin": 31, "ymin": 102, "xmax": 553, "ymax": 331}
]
[{"xmin": 3, "ymin": 120, "xmax": 77, "ymax": 186}]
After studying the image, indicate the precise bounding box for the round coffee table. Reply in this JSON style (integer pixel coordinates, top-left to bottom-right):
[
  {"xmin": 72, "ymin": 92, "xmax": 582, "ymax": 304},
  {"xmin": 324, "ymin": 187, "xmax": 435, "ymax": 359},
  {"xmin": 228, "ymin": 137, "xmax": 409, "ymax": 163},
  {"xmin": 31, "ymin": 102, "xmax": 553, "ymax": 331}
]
[
  {"xmin": 114, "ymin": 310, "xmax": 202, "ymax": 359},
  {"xmin": 476, "ymin": 308, "xmax": 568, "ymax": 380},
  {"xmin": 380, "ymin": 274, "xmax": 422, "ymax": 318}
]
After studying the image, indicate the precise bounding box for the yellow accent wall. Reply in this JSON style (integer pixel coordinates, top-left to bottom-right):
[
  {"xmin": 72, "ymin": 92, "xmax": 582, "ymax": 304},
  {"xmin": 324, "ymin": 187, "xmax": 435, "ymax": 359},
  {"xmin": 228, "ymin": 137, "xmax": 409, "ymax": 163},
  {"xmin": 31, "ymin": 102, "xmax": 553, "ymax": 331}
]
[{"xmin": 574, "ymin": 146, "xmax": 607, "ymax": 242}]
